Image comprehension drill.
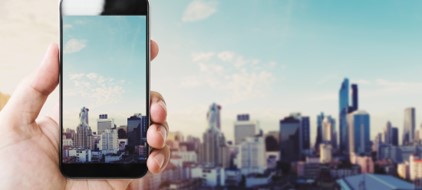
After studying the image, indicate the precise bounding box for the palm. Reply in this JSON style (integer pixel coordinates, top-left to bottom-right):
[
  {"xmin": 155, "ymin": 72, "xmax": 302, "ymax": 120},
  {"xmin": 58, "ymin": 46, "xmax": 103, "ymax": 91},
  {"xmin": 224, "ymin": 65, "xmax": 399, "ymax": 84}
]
[
  {"xmin": 0, "ymin": 43, "xmax": 168, "ymax": 190},
  {"xmin": 0, "ymin": 115, "xmax": 131, "ymax": 190}
]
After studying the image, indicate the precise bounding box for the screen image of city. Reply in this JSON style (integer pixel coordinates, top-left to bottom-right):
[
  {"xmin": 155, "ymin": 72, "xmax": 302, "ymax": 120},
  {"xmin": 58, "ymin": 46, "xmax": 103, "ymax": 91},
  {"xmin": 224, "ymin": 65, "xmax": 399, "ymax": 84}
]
[{"xmin": 61, "ymin": 16, "xmax": 147, "ymax": 164}]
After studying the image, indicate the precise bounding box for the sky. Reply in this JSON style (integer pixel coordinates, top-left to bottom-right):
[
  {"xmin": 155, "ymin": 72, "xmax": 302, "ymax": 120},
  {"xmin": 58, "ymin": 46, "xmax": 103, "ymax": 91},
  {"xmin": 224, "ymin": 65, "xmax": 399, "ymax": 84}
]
[
  {"xmin": 1, "ymin": 0, "xmax": 422, "ymax": 146},
  {"xmin": 148, "ymin": 0, "xmax": 422, "ymax": 144},
  {"xmin": 62, "ymin": 16, "xmax": 147, "ymax": 130}
]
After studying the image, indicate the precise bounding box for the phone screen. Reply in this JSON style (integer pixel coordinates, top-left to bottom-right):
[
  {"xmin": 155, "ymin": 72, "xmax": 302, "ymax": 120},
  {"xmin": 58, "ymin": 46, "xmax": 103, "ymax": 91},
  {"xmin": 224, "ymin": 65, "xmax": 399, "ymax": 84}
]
[{"xmin": 60, "ymin": 0, "xmax": 149, "ymax": 178}]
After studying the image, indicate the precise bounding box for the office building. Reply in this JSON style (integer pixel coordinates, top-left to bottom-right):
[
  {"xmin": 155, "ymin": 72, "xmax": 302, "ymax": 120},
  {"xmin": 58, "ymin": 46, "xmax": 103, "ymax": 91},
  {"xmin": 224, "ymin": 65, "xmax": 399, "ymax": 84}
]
[
  {"xmin": 75, "ymin": 107, "xmax": 93, "ymax": 149},
  {"xmin": 200, "ymin": 103, "xmax": 230, "ymax": 168},
  {"xmin": 234, "ymin": 114, "xmax": 258, "ymax": 144},
  {"xmin": 127, "ymin": 114, "xmax": 148, "ymax": 149},
  {"xmin": 339, "ymin": 78, "xmax": 359, "ymax": 154},
  {"xmin": 398, "ymin": 162, "xmax": 410, "ymax": 180},
  {"xmin": 384, "ymin": 121, "xmax": 393, "ymax": 144},
  {"xmin": 403, "ymin": 107, "xmax": 416, "ymax": 145},
  {"xmin": 235, "ymin": 136, "xmax": 266, "ymax": 175},
  {"xmin": 322, "ymin": 116, "xmax": 335, "ymax": 144},
  {"xmin": 347, "ymin": 110, "xmax": 371, "ymax": 155},
  {"xmin": 99, "ymin": 129, "xmax": 119, "ymax": 154},
  {"xmin": 207, "ymin": 103, "xmax": 222, "ymax": 130},
  {"xmin": 320, "ymin": 143, "xmax": 332, "ymax": 164},
  {"xmin": 279, "ymin": 113, "xmax": 310, "ymax": 162},
  {"xmin": 315, "ymin": 112, "xmax": 324, "ymax": 151},
  {"xmin": 392, "ymin": 127, "xmax": 399, "ymax": 146},
  {"xmin": 97, "ymin": 114, "xmax": 114, "ymax": 135},
  {"xmin": 117, "ymin": 125, "xmax": 127, "ymax": 139},
  {"xmin": 350, "ymin": 154, "xmax": 374, "ymax": 174}
]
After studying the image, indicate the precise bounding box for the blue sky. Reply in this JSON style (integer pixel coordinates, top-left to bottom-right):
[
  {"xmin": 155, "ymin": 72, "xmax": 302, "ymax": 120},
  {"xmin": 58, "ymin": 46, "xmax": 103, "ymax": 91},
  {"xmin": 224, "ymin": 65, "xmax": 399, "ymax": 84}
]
[
  {"xmin": 63, "ymin": 16, "xmax": 147, "ymax": 130},
  {"xmin": 149, "ymin": 0, "xmax": 422, "ymax": 144}
]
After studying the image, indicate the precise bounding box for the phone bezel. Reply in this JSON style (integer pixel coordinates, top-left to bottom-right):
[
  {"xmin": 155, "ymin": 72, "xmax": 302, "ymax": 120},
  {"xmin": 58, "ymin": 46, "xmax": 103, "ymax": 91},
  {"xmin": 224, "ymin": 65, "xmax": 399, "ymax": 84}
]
[{"xmin": 59, "ymin": 0, "xmax": 150, "ymax": 178}]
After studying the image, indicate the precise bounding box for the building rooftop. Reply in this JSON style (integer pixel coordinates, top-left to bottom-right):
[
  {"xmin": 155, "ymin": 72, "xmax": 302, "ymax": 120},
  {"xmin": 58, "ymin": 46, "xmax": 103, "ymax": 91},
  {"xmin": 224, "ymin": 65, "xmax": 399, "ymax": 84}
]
[{"xmin": 337, "ymin": 174, "xmax": 414, "ymax": 190}]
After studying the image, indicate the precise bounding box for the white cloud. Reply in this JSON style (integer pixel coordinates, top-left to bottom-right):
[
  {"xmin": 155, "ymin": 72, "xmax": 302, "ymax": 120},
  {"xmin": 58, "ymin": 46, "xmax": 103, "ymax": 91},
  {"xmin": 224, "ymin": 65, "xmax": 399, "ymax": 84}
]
[
  {"xmin": 66, "ymin": 73, "xmax": 125, "ymax": 105},
  {"xmin": 182, "ymin": 0, "xmax": 218, "ymax": 22},
  {"xmin": 218, "ymin": 51, "xmax": 235, "ymax": 62},
  {"xmin": 182, "ymin": 51, "xmax": 277, "ymax": 104},
  {"xmin": 64, "ymin": 39, "xmax": 86, "ymax": 54},
  {"xmin": 192, "ymin": 52, "xmax": 215, "ymax": 62}
]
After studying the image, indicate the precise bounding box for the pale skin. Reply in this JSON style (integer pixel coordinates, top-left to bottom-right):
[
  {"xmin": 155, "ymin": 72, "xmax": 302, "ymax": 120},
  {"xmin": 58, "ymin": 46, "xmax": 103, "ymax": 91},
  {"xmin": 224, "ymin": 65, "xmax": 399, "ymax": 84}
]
[{"xmin": 0, "ymin": 41, "xmax": 170, "ymax": 190}]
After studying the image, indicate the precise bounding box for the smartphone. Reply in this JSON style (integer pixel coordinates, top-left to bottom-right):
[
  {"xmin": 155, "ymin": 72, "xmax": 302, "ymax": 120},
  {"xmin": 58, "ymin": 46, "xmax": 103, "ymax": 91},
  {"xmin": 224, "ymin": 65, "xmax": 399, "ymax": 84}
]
[{"xmin": 59, "ymin": 0, "xmax": 150, "ymax": 178}]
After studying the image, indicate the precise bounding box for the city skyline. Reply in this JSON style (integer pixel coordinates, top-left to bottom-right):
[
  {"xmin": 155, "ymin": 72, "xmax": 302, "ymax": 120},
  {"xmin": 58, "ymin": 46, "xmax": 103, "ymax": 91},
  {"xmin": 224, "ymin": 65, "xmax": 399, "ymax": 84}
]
[
  {"xmin": 1, "ymin": 0, "xmax": 422, "ymax": 148},
  {"xmin": 147, "ymin": 0, "xmax": 422, "ymax": 144}
]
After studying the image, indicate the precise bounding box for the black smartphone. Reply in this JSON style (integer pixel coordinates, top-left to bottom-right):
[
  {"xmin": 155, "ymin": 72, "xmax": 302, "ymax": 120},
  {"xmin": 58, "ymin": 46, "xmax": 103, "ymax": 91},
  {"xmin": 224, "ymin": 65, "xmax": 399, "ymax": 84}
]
[{"xmin": 59, "ymin": 0, "xmax": 150, "ymax": 178}]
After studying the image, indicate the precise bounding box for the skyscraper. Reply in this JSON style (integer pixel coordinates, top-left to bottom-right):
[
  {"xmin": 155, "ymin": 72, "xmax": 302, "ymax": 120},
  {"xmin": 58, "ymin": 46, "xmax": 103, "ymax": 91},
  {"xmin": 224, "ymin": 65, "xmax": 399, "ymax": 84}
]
[
  {"xmin": 279, "ymin": 113, "xmax": 310, "ymax": 161},
  {"xmin": 99, "ymin": 129, "xmax": 119, "ymax": 154},
  {"xmin": 322, "ymin": 116, "xmax": 335, "ymax": 143},
  {"xmin": 234, "ymin": 114, "xmax": 258, "ymax": 145},
  {"xmin": 392, "ymin": 127, "xmax": 399, "ymax": 146},
  {"xmin": 199, "ymin": 103, "xmax": 230, "ymax": 168},
  {"xmin": 75, "ymin": 107, "xmax": 93, "ymax": 149},
  {"xmin": 235, "ymin": 136, "xmax": 266, "ymax": 175},
  {"xmin": 127, "ymin": 114, "xmax": 148, "ymax": 150},
  {"xmin": 384, "ymin": 121, "xmax": 393, "ymax": 144},
  {"xmin": 207, "ymin": 103, "xmax": 222, "ymax": 130},
  {"xmin": 339, "ymin": 78, "xmax": 358, "ymax": 154},
  {"xmin": 97, "ymin": 114, "xmax": 115, "ymax": 135},
  {"xmin": 315, "ymin": 112, "xmax": 325, "ymax": 151},
  {"xmin": 349, "ymin": 84, "xmax": 358, "ymax": 112},
  {"xmin": 301, "ymin": 116, "xmax": 311, "ymax": 151},
  {"xmin": 403, "ymin": 107, "xmax": 416, "ymax": 145},
  {"xmin": 347, "ymin": 110, "xmax": 371, "ymax": 155}
]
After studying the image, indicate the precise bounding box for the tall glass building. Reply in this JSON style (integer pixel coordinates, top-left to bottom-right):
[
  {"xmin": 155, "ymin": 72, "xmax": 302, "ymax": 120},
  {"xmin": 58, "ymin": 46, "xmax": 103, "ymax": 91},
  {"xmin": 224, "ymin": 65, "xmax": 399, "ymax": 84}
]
[
  {"xmin": 339, "ymin": 78, "xmax": 358, "ymax": 154},
  {"xmin": 279, "ymin": 113, "xmax": 310, "ymax": 162},
  {"xmin": 403, "ymin": 107, "xmax": 416, "ymax": 145},
  {"xmin": 347, "ymin": 110, "xmax": 371, "ymax": 155}
]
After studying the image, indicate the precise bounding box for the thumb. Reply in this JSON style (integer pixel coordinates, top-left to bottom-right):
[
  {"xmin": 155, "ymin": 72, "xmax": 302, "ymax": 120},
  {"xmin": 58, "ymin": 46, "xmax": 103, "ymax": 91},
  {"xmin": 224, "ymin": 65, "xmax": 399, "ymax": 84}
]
[{"xmin": 1, "ymin": 44, "xmax": 59, "ymax": 128}]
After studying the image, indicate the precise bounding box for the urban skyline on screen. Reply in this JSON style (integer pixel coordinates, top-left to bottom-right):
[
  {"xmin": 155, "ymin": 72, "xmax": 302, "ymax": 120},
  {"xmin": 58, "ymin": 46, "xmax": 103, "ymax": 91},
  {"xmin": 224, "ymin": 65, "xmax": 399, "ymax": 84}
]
[{"xmin": 62, "ymin": 15, "xmax": 148, "ymax": 164}]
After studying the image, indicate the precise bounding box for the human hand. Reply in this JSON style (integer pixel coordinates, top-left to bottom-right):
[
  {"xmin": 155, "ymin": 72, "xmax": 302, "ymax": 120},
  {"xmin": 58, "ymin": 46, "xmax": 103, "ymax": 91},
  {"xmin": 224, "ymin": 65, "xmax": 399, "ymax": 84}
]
[{"xmin": 0, "ymin": 41, "xmax": 169, "ymax": 190}]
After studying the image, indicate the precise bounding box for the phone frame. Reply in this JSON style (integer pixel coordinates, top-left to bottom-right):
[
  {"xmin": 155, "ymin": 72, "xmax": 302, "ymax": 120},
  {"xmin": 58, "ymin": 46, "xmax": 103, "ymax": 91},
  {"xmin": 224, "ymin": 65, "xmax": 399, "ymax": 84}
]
[{"xmin": 59, "ymin": 0, "xmax": 150, "ymax": 178}]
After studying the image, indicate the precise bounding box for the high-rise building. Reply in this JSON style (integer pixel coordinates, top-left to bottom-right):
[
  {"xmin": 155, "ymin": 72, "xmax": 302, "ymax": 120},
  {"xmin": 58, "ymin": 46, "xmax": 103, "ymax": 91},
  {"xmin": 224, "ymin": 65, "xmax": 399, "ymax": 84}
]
[
  {"xmin": 97, "ymin": 114, "xmax": 115, "ymax": 136},
  {"xmin": 403, "ymin": 107, "xmax": 416, "ymax": 145},
  {"xmin": 315, "ymin": 113, "xmax": 325, "ymax": 151},
  {"xmin": 99, "ymin": 129, "xmax": 119, "ymax": 154},
  {"xmin": 349, "ymin": 84, "xmax": 358, "ymax": 112},
  {"xmin": 279, "ymin": 113, "xmax": 310, "ymax": 162},
  {"xmin": 320, "ymin": 143, "xmax": 333, "ymax": 164},
  {"xmin": 234, "ymin": 114, "xmax": 257, "ymax": 144},
  {"xmin": 347, "ymin": 110, "xmax": 371, "ymax": 155},
  {"xmin": 301, "ymin": 115, "xmax": 311, "ymax": 151},
  {"xmin": 207, "ymin": 103, "xmax": 222, "ymax": 130},
  {"xmin": 322, "ymin": 116, "xmax": 336, "ymax": 144},
  {"xmin": 384, "ymin": 121, "xmax": 393, "ymax": 144},
  {"xmin": 127, "ymin": 114, "xmax": 148, "ymax": 150},
  {"xmin": 117, "ymin": 125, "xmax": 127, "ymax": 139},
  {"xmin": 339, "ymin": 78, "xmax": 359, "ymax": 154},
  {"xmin": 235, "ymin": 136, "xmax": 266, "ymax": 175},
  {"xmin": 199, "ymin": 103, "xmax": 230, "ymax": 168},
  {"xmin": 75, "ymin": 107, "xmax": 93, "ymax": 149},
  {"xmin": 391, "ymin": 127, "xmax": 399, "ymax": 146},
  {"xmin": 265, "ymin": 132, "xmax": 279, "ymax": 152}
]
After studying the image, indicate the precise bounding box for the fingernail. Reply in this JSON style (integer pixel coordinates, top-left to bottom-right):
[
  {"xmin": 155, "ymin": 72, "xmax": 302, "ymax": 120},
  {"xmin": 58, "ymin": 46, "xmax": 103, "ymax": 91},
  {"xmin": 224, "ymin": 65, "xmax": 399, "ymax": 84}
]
[
  {"xmin": 159, "ymin": 126, "xmax": 167, "ymax": 142},
  {"xmin": 154, "ymin": 153, "xmax": 165, "ymax": 168}
]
